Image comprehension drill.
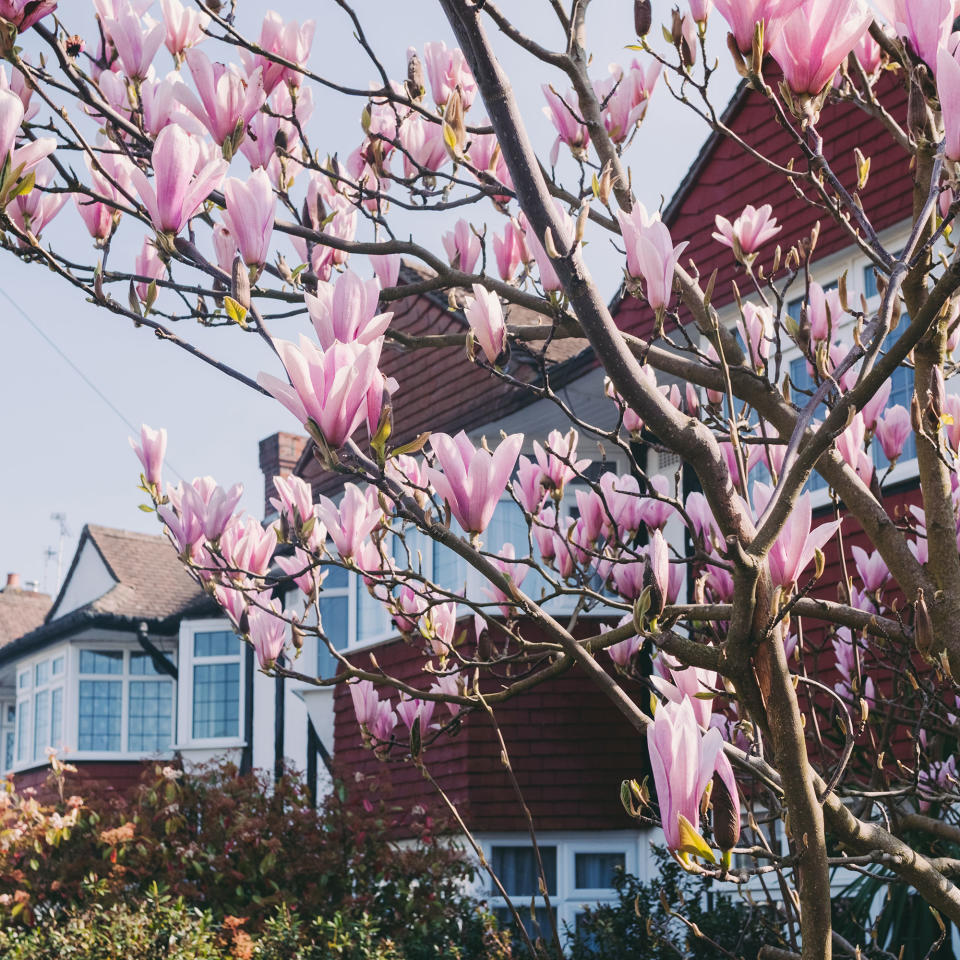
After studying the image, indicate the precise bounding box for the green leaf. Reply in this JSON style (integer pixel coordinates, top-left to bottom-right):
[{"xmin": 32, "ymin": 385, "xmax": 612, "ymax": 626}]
[
  {"xmin": 224, "ymin": 295, "xmax": 248, "ymax": 328},
  {"xmin": 138, "ymin": 503, "xmax": 155, "ymax": 513}
]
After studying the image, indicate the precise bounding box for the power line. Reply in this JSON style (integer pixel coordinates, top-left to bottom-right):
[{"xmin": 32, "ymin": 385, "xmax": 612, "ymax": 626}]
[{"xmin": 1, "ymin": 285, "xmax": 186, "ymax": 483}]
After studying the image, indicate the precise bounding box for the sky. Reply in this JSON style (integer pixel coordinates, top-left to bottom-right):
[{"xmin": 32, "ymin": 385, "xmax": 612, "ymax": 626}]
[{"xmin": 0, "ymin": 1, "xmax": 736, "ymax": 595}]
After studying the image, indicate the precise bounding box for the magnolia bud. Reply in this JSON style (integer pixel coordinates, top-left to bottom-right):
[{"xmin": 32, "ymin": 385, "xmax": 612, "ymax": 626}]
[
  {"xmin": 634, "ymin": 0, "xmax": 653, "ymax": 37},
  {"xmin": 726, "ymin": 32, "xmax": 748, "ymax": 77},
  {"xmin": 915, "ymin": 588, "xmax": 935, "ymax": 662},
  {"xmin": 231, "ymin": 254, "xmax": 251, "ymax": 311},
  {"xmin": 711, "ymin": 772, "xmax": 740, "ymax": 853},
  {"xmin": 406, "ymin": 48, "xmax": 425, "ymax": 101}
]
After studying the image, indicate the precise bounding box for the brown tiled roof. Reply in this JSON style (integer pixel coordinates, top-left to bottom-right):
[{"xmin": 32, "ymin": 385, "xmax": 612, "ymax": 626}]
[
  {"xmin": 0, "ymin": 590, "xmax": 52, "ymax": 647},
  {"xmin": 72, "ymin": 524, "xmax": 207, "ymax": 621}
]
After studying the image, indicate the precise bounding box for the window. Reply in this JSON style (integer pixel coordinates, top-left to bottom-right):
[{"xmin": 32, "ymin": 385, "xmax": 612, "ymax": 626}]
[
  {"xmin": 1, "ymin": 702, "xmax": 15, "ymax": 773},
  {"xmin": 318, "ymin": 564, "xmax": 349, "ymax": 678},
  {"xmin": 486, "ymin": 838, "xmax": 632, "ymax": 947},
  {"xmin": 78, "ymin": 648, "xmax": 174, "ymax": 754},
  {"xmin": 192, "ymin": 630, "xmax": 241, "ymax": 740},
  {"xmin": 16, "ymin": 654, "xmax": 65, "ymax": 765}
]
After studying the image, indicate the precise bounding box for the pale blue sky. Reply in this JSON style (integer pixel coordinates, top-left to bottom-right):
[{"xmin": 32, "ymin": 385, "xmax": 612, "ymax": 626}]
[{"xmin": 0, "ymin": 1, "xmax": 734, "ymax": 593}]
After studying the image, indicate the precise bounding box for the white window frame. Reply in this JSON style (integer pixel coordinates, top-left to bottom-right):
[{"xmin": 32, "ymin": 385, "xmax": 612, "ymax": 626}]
[
  {"xmin": 480, "ymin": 831, "xmax": 640, "ymax": 947},
  {"xmin": 710, "ymin": 221, "xmax": 924, "ymax": 511},
  {"xmin": 74, "ymin": 644, "xmax": 176, "ymax": 759},
  {"xmin": 1, "ymin": 699, "xmax": 16, "ymax": 773},
  {"xmin": 177, "ymin": 618, "xmax": 246, "ymax": 750},
  {"xmin": 14, "ymin": 647, "xmax": 67, "ymax": 767}
]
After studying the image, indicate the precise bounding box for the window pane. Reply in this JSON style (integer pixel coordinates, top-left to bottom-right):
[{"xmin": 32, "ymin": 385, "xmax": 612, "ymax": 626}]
[
  {"xmin": 18, "ymin": 671, "xmax": 30, "ymax": 690},
  {"xmin": 35, "ymin": 661, "xmax": 49, "ymax": 687},
  {"xmin": 433, "ymin": 517, "xmax": 468, "ymax": 596},
  {"xmin": 789, "ymin": 357, "xmax": 828, "ymax": 492},
  {"xmin": 4, "ymin": 730, "xmax": 13, "ymax": 771},
  {"xmin": 16, "ymin": 700, "xmax": 28, "ymax": 762},
  {"xmin": 78, "ymin": 679, "xmax": 122, "ymax": 751},
  {"xmin": 51, "ymin": 656, "xmax": 64, "ymax": 676},
  {"xmin": 318, "ymin": 594, "xmax": 348, "ymax": 678},
  {"xmin": 575, "ymin": 852, "xmax": 625, "ymax": 889},
  {"xmin": 357, "ymin": 577, "xmax": 390, "ymax": 640},
  {"xmin": 33, "ymin": 690, "xmax": 49, "ymax": 761},
  {"xmin": 493, "ymin": 906, "xmax": 557, "ymax": 942},
  {"xmin": 491, "ymin": 846, "xmax": 557, "ymax": 897},
  {"xmin": 863, "ymin": 264, "xmax": 879, "ymax": 300},
  {"xmin": 194, "ymin": 630, "xmax": 240, "ymax": 658},
  {"xmin": 192, "ymin": 662, "xmax": 240, "ymax": 739},
  {"xmin": 79, "ymin": 650, "xmax": 123, "ymax": 675},
  {"xmin": 51, "ymin": 688, "xmax": 62, "ymax": 749},
  {"xmin": 323, "ymin": 563, "xmax": 349, "ymax": 590},
  {"xmin": 130, "ymin": 651, "xmax": 165, "ymax": 676},
  {"xmin": 6, "ymin": 704, "xmax": 14, "ymax": 724},
  {"xmin": 128, "ymin": 680, "xmax": 173, "ymax": 752}
]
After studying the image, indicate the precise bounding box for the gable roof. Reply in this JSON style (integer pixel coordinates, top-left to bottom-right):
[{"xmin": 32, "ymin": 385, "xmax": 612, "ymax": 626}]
[
  {"xmin": 614, "ymin": 69, "xmax": 912, "ymax": 337},
  {"xmin": 0, "ymin": 589, "xmax": 52, "ymax": 648},
  {"xmin": 0, "ymin": 524, "xmax": 213, "ymax": 666}
]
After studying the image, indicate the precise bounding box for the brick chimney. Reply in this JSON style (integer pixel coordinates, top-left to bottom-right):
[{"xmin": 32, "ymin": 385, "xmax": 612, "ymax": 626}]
[
  {"xmin": 258, "ymin": 432, "xmax": 308, "ymax": 518},
  {"xmin": 4, "ymin": 573, "xmax": 21, "ymax": 592}
]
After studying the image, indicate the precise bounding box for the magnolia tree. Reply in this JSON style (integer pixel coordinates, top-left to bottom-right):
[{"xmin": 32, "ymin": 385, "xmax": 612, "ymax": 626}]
[{"xmin": 6, "ymin": 0, "xmax": 960, "ymax": 955}]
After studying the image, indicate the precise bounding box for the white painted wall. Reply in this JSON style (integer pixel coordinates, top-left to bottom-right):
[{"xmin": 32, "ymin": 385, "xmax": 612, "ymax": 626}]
[{"xmin": 52, "ymin": 538, "xmax": 116, "ymax": 618}]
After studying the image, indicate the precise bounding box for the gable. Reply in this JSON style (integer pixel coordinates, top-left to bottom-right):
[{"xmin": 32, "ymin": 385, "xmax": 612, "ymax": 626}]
[
  {"xmin": 615, "ymin": 69, "xmax": 911, "ymax": 337},
  {"xmin": 48, "ymin": 535, "xmax": 116, "ymax": 620}
]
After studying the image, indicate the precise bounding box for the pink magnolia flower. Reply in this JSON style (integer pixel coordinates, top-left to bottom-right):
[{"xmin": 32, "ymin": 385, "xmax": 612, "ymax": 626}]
[
  {"xmin": 221, "ymin": 168, "xmax": 275, "ymax": 269},
  {"xmin": 652, "ymin": 653, "xmax": 718, "ymax": 729},
  {"xmin": 178, "ymin": 49, "xmax": 266, "ymax": 147},
  {"xmin": 129, "ymin": 424, "xmax": 166, "ymax": 485},
  {"xmin": 467, "ymin": 127, "xmax": 513, "ymax": 199},
  {"xmin": 604, "ymin": 622, "xmax": 643, "ymax": 667},
  {"xmin": 134, "ymin": 237, "xmax": 166, "ymax": 304},
  {"xmin": 349, "ymin": 679, "xmax": 379, "ymax": 728},
  {"xmin": 159, "ymin": 0, "xmax": 209, "ymax": 59},
  {"xmin": 104, "ymin": 6, "xmax": 164, "ymax": 81},
  {"xmin": 769, "ymin": 0, "xmax": 872, "ymax": 96},
  {"xmin": 854, "ymin": 28, "xmax": 882, "ymax": 74},
  {"xmin": 396, "ymin": 695, "xmax": 436, "ymax": 732},
  {"xmin": 391, "ymin": 583, "xmax": 428, "ymax": 634},
  {"xmin": 73, "ymin": 192, "xmax": 116, "ymax": 244},
  {"xmin": 616, "ymin": 203, "xmax": 687, "ymax": 312},
  {"xmin": 576, "ymin": 487, "xmax": 609, "ymax": 543},
  {"xmin": 519, "ymin": 205, "xmax": 572, "ymax": 293},
  {"xmin": 429, "ymin": 673, "xmax": 463, "ymax": 716},
  {"xmin": 876, "ymin": 404, "xmax": 911, "ymax": 462},
  {"xmin": 542, "ymin": 84, "xmax": 589, "ymax": 165},
  {"xmin": 532, "ymin": 507, "xmax": 557, "ymax": 559},
  {"xmin": 597, "ymin": 59, "xmax": 661, "ymax": 144},
  {"xmin": 316, "ymin": 483, "xmax": 383, "ymax": 561},
  {"xmin": 399, "ymin": 113, "xmax": 449, "ymax": 179},
  {"xmin": 689, "ymin": 0, "xmax": 713, "ymax": 23},
  {"xmin": 836, "ymin": 413, "xmax": 874, "ymax": 483},
  {"xmin": 370, "ymin": 253, "xmax": 401, "ymax": 289},
  {"xmin": 712, "ymin": 0, "xmax": 806, "ymax": 54},
  {"xmin": 713, "ymin": 203, "xmax": 781, "ymax": 257},
  {"xmin": 637, "ymin": 475, "xmax": 675, "ymax": 532},
  {"xmin": 244, "ymin": 11, "xmax": 315, "ymax": 94},
  {"xmin": 426, "ymin": 601, "xmax": 458, "ymax": 656},
  {"xmin": 442, "ymin": 219, "xmax": 481, "ymax": 273},
  {"xmin": 737, "ymin": 302, "xmax": 770, "ymax": 372},
  {"xmin": 861, "ymin": 377, "xmax": 892, "ymax": 431},
  {"xmin": 807, "ymin": 282, "xmax": 844, "ymax": 343},
  {"xmin": 0, "ymin": 0, "xmax": 56, "ymax": 30},
  {"xmin": 180, "ymin": 476, "xmax": 243, "ymax": 542},
  {"xmin": 685, "ymin": 491, "xmax": 721, "ymax": 549},
  {"xmin": 257, "ymin": 335, "xmax": 385, "ymax": 449},
  {"xmin": 945, "ymin": 394, "xmax": 960, "ymax": 452},
  {"xmin": 533, "ymin": 429, "xmax": 589, "ymax": 500},
  {"xmin": 832, "ymin": 628, "xmax": 875, "ymax": 705},
  {"xmin": 939, "ymin": 45, "xmax": 960, "ymax": 162},
  {"xmin": 512, "ymin": 456, "xmax": 546, "ymax": 514},
  {"xmin": 270, "ymin": 473, "xmax": 316, "ymax": 531},
  {"xmin": 248, "ymin": 604, "xmax": 286, "ymax": 670},
  {"xmin": 465, "ymin": 284, "xmax": 507, "ymax": 364},
  {"xmin": 275, "ymin": 548, "xmax": 321, "ymax": 598},
  {"xmin": 482, "ymin": 543, "xmax": 529, "ymax": 617},
  {"xmin": 6, "ymin": 161, "xmax": 67, "ymax": 240},
  {"xmin": 220, "ymin": 515, "xmax": 278, "ymax": 578},
  {"xmin": 753, "ymin": 481, "xmax": 840, "ymax": 588},
  {"xmin": 875, "ymin": 0, "xmax": 956, "ymax": 73},
  {"xmin": 492, "ymin": 220, "xmax": 527, "ymax": 281},
  {"xmin": 648, "ymin": 697, "xmax": 728, "ymax": 855},
  {"xmin": 130, "ymin": 124, "xmax": 228, "ymax": 235},
  {"xmin": 305, "ymin": 270, "xmax": 390, "ymax": 349},
  {"xmin": 851, "ymin": 545, "xmax": 889, "ymax": 593},
  {"xmin": 428, "ymin": 431, "xmax": 524, "ymax": 535},
  {"xmin": 422, "ymin": 41, "xmax": 477, "ymax": 109}
]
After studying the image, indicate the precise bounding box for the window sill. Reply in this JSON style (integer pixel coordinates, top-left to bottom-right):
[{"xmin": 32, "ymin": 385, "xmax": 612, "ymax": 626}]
[{"xmin": 172, "ymin": 738, "xmax": 246, "ymax": 751}]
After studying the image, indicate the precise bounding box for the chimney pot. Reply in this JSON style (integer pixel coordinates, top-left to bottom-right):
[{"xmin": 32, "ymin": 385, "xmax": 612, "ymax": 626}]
[{"xmin": 5, "ymin": 573, "xmax": 21, "ymax": 591}]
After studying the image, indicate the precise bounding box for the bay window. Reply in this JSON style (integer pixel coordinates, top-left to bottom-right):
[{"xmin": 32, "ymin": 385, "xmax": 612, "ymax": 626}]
[{"xmin": 16, "ymin": 653, "xmax": 65, "ymax": 764}]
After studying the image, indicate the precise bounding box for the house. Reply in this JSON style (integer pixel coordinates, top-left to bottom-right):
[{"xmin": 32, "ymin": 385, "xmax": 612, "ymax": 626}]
[
  {"xmin": 289, "ymin": 69, "xmax": 923, "ymax": 940},
  {"xmin": 0, "ymin": 520, "xmax": 312, "ymax": 793}
]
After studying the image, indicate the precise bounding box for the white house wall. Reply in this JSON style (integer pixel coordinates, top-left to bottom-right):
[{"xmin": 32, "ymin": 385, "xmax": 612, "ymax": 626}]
[{"xmin": 52, "ymin": 539, "xmax": 116, "ymax": 618}]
